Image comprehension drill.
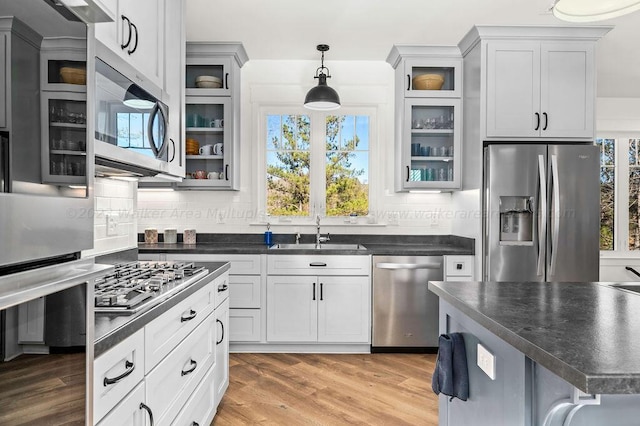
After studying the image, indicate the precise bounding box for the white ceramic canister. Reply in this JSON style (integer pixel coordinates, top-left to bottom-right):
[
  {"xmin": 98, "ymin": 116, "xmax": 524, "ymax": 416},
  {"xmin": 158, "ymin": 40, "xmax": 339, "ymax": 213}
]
[{"xmin": 164, "ymin": 228, "xmax": 177, "ymax": 244}]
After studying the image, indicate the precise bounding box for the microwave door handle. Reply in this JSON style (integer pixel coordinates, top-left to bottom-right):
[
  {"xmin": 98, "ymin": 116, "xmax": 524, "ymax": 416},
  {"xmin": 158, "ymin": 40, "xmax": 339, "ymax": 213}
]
[
  {"xmin": 549, "ymin": 154, "xmax": 560, "ymax": 276},
  {"xmin": 147, "ymin": 103, "xmax": 168, "ymax": 159},
  {"xmin": 537, "ymin": 154, "xmax": 546, "ymax": 277}
]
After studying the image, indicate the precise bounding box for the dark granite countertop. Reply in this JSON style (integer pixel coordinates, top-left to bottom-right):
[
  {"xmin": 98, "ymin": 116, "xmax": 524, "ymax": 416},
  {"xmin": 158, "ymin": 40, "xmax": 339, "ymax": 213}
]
[
  {"xmin": 428, "ymin": 280, "xmax": 640, "ymax": 394},
  {"xmin": 138, "ymin": 233, "xmax": 475, "ymax": 256},
  {"xmin": 94, "ymin": 262, "xmax": 230, "ymax": 357}
]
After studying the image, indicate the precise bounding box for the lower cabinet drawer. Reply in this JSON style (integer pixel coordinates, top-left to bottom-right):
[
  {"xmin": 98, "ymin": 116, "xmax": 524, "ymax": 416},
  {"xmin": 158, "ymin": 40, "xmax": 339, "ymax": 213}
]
[
  {"xmin": 94, "ymin": 329, "xmax": 145, "ymax": 423},
  {"xmin": 170, "ymin": 366, "xmax": 216, "ymax": 426},
  {"xmin": 97, "ymin": 381, "xmax": 146, "ymax": 426},
  {"xmin": 229, "ymin": 275, "xmax": 261, "ymax": 308},
  {"xmin": 268, "ymin": 255, "xmax": 370, "ymax": 276},
  {"xmin": 145, "ymin": 281, "xmax": 215, "ymax": 373},
  {"xmin": 145, "ymin": 312, "xmax": 217, "ymax": 425},
  {"xmin": 229, "ymin": 308, "xmax": 261, "ymax": 342}
]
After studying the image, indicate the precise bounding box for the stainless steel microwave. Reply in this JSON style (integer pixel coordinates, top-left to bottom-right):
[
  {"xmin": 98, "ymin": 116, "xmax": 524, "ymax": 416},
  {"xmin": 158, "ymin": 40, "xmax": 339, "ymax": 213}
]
[{"xmin": 94, "ymin": 42, "xmax": 173, "ymax": 177}]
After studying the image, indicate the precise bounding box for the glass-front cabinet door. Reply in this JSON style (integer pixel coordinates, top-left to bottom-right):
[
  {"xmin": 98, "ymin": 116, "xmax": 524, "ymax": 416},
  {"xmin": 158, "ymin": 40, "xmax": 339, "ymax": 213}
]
[
  {"xmin": 176, "ymin": 96, "xmax": 232, "ymax": 188},
  {"xmin": 402, "ymin": 98, "xmax": 461, "ymax": 190},
  {"xmin": 41, "ymin": 92, "xmax": 87, "ymax": 185},
  {"xmin": 403, "ymin": 58, "xmax": 462, "ymax": 98},
  {"xmin": 185, "ymin": 57, "xmax": 232, "ymax": 97}
]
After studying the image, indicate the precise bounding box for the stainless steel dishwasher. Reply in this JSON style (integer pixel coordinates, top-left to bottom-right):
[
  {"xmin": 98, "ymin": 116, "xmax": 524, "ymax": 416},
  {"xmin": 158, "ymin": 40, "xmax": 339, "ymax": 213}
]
[{"xmin": 372, "ymin": 255, "xmax": 442, "ymax": 351}]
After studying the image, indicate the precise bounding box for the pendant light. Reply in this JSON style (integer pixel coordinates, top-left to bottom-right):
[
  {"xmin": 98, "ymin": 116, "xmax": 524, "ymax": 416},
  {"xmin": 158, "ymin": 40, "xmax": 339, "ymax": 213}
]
[
  {"xmin": 304, "ymin": 44, "xmax": 341, "ymax": 111},
  {"xmin": 552, "ymin": 0, "xmax": 640, "ymax": 21}
]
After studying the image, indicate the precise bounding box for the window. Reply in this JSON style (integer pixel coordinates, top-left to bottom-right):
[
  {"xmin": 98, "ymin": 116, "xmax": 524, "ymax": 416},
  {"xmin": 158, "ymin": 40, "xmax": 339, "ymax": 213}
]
[
  {"xmin": 265, "ymin": 111, "xmax": 370, "ymax": 219},
  {"xmin": 597, "ymin": 137, "xmax": 640, "ymax": 252}
]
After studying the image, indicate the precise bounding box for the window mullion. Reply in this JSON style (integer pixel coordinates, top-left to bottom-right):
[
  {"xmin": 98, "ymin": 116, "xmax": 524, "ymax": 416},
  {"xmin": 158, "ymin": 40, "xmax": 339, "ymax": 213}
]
[
  {"xmin": 309, "ymin": 111, "xmax": 325, "ymax": 218},
  {"xmin": 617, "ymin": 139, "xmax": 630, "ymax": 251}
]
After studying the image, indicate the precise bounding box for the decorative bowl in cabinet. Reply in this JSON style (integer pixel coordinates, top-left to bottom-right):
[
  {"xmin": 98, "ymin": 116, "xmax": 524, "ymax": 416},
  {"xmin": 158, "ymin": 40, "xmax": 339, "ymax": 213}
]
[
  {"xmin": 60, "ymin": 66, "xmax": 87, "ymax": 85},
  {"xmin": 412, "ymin": 74, "xmax": 444, "ymax": 90},
  {"xmin": 195, "ymin": 75, "xmax": 222, "ymax": 88}
]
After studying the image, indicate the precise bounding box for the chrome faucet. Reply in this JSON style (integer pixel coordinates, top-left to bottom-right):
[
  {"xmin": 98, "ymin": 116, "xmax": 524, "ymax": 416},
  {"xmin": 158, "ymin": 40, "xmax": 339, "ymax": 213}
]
[
  {"xmin": 315, "ymin": 215, "xmax": 330, "ymax": 248},
  {"xmin": 295, "ymin": 232, "xmax": 301, "ymax": 244}
]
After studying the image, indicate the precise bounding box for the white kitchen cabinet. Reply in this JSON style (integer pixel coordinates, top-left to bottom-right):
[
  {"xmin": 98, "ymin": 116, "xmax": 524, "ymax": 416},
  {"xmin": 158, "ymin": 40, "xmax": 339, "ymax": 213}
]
[
  {"xmin": 94, "ymin": 329, "xmax": 145, "ymax": 422},
  {"xmin": 94, "ymin": 271, "xmax": 230, "ymax": 425},
  {"xmin": 387, "ymin": 46, "xmax": 463, "ymax": 191},
  {"xmin": 267, "ymin": 275, "xmax": 318, "ymax": 342},
  {"xmin": 443, "ymin": 255, "xmax": 475, "ymax": 281},
  {"xmin": 40, "ymin": 92, "xmax": 87, "ymax": 185},
  {"xmin": 96, "ymin": 381, "xmax": 148, "ymax": 426},
  {"xmin": 17, "ymin": 297, "xmax": 45, "ymax": 344},
  {"xmin": 402, "ymin": 97, "xmax": 461, "ymax": 190},
  {"xmin": 94, "ymin": 0, "xmax": 165, "ymax": 88},
  {"xmin": 177, "ymin": 96, "xmax": 233, "ymax": 188},
  {"xmin": 229, "ymin": 308, "xmax": 261, "ymax": 342},
  {"xmin": 176, "ymin": 42, "xmax": 248, "ymax": 190},
  {"xmin": 162, "ymin": 0, "xmax": 185, "ymax": 177},
  {"xmin": 144, "ymin": 277, "xmax": 216, "ymax": 373},
  {"xmin": 266, "ymin": 255, "xmax": 371, "ymax": 344},
  {"xmin": 214, "ymin": 297, "xmax": 230, "ymax": 410},
  {"xmin": 0, "ymin": 33, "xmax": 6, "ymax": 128},
  {"xmin": 171, "ymin": 366, "xmax": 217, "ymax": 426},
  {"xmin": 161, "ymin": 253, "xmax": 265, "ymax": 343},
  {"xmin": 145, "ymin": 311, "xmax": 217, "ymax": 425},
  {"xmin": 316, "ymin": 276, "xmax": 370, "ymax": 343},
  {"xmin": 486, "ymin": 40, "xmax": 595, "ymax": 139}
]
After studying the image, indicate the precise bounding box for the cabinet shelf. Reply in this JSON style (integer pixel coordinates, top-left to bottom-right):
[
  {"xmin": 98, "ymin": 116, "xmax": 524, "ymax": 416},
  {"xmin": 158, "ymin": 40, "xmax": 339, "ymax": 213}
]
[
  {"xmin": 411, "ymin": 156, "xmax": 452, "ymax": 162},
  {"xmin": 50, "ymin": 149, "xmax": 87, "ymax": 156},
  {"xmin": 186, "ymin": 127, "xmax": 223, "ymax": 133},
  {"xmin": 186, "ymin": 154, "xmax": 223, "ymax": 160},
  {"xmin": 411, "ymin": 128, "xmax": 453, "ymax": 135},
  {"xmin": 49, "ymin": 122, "xmax": 86, "ymax": 129}
]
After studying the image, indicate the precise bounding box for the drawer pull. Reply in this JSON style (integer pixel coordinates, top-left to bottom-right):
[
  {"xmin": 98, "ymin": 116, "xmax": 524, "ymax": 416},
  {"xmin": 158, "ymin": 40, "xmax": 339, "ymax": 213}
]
[
  {"xmin": 103, "ymin": 360, "xmax": 135, "ymax": 386},
  {"xmin": 309, "ymin": 262, "xmax": 327, "ymax": 267},
  {"xmin": 217, "ymin": 319, "xmax": 225, "ymax": 345},
  {"xmin": 217, "ymin": 283, "xmax": 228, "ymax": 293},
  {"xmin": 192, "ymin": 423, "xmax": 199, "ymax": 426},
  {"xmin": 180, "ymin": 309, "xmax": 197, "ymax": 322},
  {"xmin": 181, "ymin": 359, "xmax": 198, "ymax": 376},
  {"xmin": 140, "ymin": 403, "xmax": 154, "ymax": 426},
  {"xmin": 320, "ymin": 282, "xmax": 323, "ymax": 301}
]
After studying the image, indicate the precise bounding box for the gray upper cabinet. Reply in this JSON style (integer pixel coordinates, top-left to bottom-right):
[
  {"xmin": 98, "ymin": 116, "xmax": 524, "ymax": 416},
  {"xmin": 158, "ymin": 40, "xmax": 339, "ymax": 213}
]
[
  {"xmin": 458, "ymin": 26, "xmax": 612, "ymax": 142},
  {"xmin": 387, "ymin": 46, "xmax": 463, "ymax": 191},
  {"xmin": 178, "ymin": 42, "xmax": 248, "ymax": 191},
  {"xmin": 94, "ymin": 0, "xmax": 165, "ymax": 88},
  {"xmin": 162, "ymin": 0, "xmax": 185, "ymax": 178},
  {"xmin": 486, "ymin": 40, "xmax": 595, "ymax": 139}
]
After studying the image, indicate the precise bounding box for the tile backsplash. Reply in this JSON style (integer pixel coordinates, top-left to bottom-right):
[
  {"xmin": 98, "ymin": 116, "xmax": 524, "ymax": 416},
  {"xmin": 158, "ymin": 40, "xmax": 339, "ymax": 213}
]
[{"xmin": 82, "ymin": 177, "xmax": 137, "ymax": 258}]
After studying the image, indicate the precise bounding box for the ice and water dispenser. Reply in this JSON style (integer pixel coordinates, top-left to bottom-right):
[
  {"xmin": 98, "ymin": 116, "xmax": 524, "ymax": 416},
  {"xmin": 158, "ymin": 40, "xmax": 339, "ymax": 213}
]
[{"xmin": 499, "ymin": 196, "xmax": 533, "ymax": 245}]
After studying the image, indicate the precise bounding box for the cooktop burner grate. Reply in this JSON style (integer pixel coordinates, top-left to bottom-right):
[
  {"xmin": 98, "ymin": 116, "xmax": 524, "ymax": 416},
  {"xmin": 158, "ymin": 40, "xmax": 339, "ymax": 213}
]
[{"xmin": 94, "ymin": 261, "xmax": 206, "ymax": 314}]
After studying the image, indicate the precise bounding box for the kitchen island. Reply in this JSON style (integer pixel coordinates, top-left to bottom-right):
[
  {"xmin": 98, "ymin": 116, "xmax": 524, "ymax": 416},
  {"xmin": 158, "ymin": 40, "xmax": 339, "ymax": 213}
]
[{"xmin": 428, "ymin": 280, "xmax": 640, "ymax": 426}]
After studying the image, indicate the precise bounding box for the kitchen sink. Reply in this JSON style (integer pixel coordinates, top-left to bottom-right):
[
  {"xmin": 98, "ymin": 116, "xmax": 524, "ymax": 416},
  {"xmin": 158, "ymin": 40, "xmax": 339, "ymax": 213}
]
[
  {"xmin": 608, "ymin": 283, "xmax": 640, "ymax": 295},
  {"xmin": 269, "ymin": 243, "xmax": 367, "ymax": 250}
]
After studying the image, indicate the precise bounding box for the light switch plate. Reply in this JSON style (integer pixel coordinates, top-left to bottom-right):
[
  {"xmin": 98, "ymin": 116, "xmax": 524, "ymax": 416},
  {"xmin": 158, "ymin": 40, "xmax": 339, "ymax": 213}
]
[
  {"xmin": 106, "ymin": 213, "xmax": 118, "ymax": 236},
  {"xmin": 477, "ymin": 343, "xmax": 496, "ymax": 380}
]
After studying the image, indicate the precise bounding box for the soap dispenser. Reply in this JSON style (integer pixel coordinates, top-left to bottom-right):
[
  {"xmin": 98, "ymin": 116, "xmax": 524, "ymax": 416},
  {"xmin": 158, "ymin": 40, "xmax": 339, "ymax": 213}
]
[{"xmin": 264, "ymin": 222, "xmax": 272, "ymax": 246}]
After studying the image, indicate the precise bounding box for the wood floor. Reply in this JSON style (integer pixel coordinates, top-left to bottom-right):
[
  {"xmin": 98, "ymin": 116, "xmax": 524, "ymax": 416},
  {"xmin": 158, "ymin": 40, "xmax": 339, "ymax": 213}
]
[
  {"xmin": 213, "ymin": 353, "xmax": 438, "ymax": 426},
  {"xmin": 0, "ymin": 352, "xmax": 85, "ymax": 425}
]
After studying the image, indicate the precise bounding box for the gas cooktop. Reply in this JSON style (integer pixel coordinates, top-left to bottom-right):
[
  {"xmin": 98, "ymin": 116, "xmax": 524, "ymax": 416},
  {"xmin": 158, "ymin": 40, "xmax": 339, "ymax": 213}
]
[{"xmin": 94, "ymin": 261, "xmax": 207, "ymax": 315}]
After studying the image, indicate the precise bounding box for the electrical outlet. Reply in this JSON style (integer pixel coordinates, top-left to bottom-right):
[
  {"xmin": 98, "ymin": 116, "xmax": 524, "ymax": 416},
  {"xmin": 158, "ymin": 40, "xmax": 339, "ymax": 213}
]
[
  {"xmin": 477, "ymin": 343, "xmax": 496, "ymax": 380},
  {"xmin": 106, "ymin": 213, "xmax": 118, "ymax": 236}
]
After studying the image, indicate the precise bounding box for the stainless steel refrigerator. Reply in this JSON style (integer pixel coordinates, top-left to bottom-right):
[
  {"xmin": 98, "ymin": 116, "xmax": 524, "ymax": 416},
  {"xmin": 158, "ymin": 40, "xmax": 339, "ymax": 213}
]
[{"xmin": 484, "ymin": 144, "xmax": 600, "ymax": 281}]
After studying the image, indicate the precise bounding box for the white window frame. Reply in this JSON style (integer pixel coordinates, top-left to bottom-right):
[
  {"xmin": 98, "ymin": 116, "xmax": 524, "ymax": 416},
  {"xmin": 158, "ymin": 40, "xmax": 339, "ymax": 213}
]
[
  {"xmin": 256, "ymin": 105, "xmax": 376, "ymax": 225},
  {"xmin": 598, "ymin": 133, "xmax": 640, "ymax": 257}
]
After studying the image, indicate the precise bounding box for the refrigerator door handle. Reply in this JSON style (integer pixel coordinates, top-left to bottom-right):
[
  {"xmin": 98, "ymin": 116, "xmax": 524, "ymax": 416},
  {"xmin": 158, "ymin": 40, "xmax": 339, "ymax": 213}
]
[
  {"xmin": 549, "ymin": 154, "xmax": 560, "ymax": 276},
  {"xmin": 537, "ymin": 154, "xmax": 547, "ymax": 277}
]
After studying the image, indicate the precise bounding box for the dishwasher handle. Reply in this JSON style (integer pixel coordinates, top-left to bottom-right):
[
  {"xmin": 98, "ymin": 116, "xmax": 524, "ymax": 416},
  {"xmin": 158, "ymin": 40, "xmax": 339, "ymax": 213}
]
[{"xmin": 375, "ymin": 262, "xmax": 442, "ymax": 270}]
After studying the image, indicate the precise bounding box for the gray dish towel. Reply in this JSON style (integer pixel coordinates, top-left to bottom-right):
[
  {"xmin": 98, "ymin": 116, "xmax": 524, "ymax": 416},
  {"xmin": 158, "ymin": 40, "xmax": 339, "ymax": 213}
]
[{"xmin": 431, "ymin": 332, "xmax": 469, "ymax": 401}]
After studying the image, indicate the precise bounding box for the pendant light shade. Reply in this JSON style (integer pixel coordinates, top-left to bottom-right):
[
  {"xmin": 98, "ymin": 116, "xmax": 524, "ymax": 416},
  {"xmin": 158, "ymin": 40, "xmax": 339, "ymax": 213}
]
[
  {"xmin": 552, "ymin": 0, "xmax": 640, "ymax": 21},
  {"xmin": 304, "ymin": 44, "xmax": 341, "ymax": 111}
]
